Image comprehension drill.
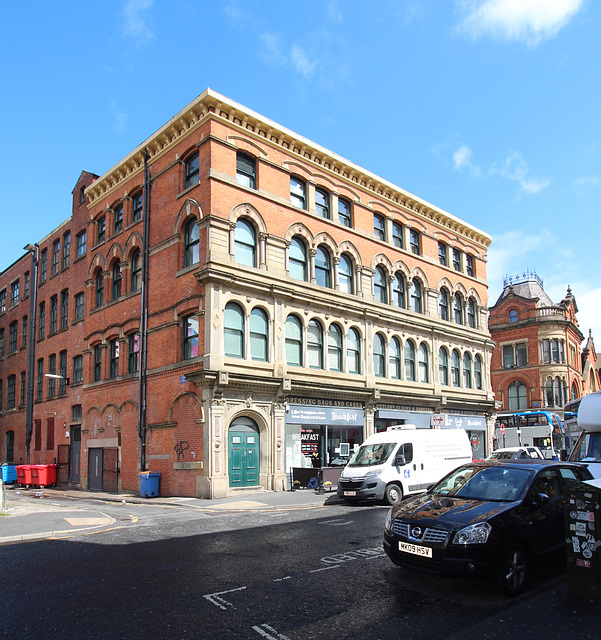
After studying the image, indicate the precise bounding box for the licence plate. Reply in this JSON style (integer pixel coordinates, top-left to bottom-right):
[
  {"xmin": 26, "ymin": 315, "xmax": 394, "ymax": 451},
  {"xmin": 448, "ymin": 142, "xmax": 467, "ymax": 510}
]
[
  {"xmin": 399, "ymin": 541, "xmax": 432, "ymax": 558},
  {"xmin": 344, "ymin": 491, "xmax": 357, "ymax": 496}
]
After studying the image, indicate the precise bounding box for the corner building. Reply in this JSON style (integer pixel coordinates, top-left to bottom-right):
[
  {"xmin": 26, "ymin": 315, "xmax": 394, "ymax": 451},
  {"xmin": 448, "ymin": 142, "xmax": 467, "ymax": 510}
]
[{"xmin": 2, "ymin": 89, "xmax": 494, "ymax": 498}]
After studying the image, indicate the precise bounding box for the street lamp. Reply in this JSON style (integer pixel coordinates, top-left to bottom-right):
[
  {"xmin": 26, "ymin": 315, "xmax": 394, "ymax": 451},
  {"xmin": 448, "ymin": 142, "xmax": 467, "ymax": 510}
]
[{"xmin": 24, "ymin": 243, "xmax": 39, "ymax": 464}]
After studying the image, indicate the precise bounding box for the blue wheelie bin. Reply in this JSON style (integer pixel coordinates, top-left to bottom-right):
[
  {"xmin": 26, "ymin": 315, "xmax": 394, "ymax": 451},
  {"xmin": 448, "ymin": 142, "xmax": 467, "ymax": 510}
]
[{"xmin": 139, "ymin": 471, "xmax": 161, "ymax": 498}]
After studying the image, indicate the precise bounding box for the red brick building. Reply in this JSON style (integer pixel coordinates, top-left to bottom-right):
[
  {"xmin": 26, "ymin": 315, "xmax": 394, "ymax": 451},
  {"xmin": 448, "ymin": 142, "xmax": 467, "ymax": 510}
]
[
  {"xmin": 488, "ymin": 271, "xmax": 599, "ymax": 415},
  {"xmin": 1, "ymin": 89, "xmax": 494, "ymax": 498}
]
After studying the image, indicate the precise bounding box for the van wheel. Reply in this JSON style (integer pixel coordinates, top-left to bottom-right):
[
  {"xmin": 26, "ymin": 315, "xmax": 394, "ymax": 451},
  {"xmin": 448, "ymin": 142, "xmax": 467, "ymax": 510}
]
[
  {"xmin": 497, "ymin": 543, "xmax": 528, "ymax": 597},
  {"xmin": 385, "ymin": 483, "xmax": 403, "ymax": 505}
]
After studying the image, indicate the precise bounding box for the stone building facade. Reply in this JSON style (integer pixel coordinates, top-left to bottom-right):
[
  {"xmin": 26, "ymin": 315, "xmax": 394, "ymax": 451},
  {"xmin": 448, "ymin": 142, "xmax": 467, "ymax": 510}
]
[{"xmin": 1, "ymin": 89, "xmax": 494, "ymax": 497}]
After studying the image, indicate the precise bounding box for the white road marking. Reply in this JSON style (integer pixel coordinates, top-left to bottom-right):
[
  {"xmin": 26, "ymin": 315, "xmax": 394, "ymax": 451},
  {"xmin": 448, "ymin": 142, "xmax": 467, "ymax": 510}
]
[
  {"xmin": 309, "ymin": 565, "xmax": 339, "ymax": 573},
  {"xmin": 252, "ymin": 623, "xmax": 291, "ymax": 640},
  {"xmin": 203, "ymin": 586, "xmax": 247, "ymax": 610},
  {"xmin": 273, "ymin": 576, "xmax": 292, "ymax": 582}
]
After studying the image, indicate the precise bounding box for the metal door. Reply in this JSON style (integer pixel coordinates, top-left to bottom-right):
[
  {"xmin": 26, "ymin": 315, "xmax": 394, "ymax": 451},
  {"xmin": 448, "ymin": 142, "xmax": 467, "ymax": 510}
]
[
  {"xmin": 88, "ymin": 448, "xmax": 103, "ymax": 491},
  {"xmin": 229, "ymin": 423, "xmax": 260, "ymax": 487}
]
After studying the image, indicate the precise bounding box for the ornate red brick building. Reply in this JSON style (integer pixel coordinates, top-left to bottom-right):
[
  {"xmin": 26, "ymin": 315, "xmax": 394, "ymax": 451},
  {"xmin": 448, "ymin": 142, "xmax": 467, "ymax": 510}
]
[{"xmin": 2, "ymin": 89, "xmax": 494, "ymax": 497}]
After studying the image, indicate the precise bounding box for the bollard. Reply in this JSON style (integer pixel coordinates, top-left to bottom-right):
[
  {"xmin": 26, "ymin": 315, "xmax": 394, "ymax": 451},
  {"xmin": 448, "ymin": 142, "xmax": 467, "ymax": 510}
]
[{"xmin": 0, "ymin": 478, "xmax": 5, "ymax": 512}]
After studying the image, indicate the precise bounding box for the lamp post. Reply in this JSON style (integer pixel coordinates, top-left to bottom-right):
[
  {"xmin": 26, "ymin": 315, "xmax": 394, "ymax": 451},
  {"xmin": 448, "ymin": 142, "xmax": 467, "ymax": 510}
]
[{"xmin": 24, "ymin": 243, "xmax": 39, "ymax": 464}]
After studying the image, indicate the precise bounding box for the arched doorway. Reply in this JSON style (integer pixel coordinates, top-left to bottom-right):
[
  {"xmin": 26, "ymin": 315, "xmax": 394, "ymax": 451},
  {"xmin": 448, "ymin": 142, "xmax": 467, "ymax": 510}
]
[{"xmin": 228, "ymin": 417, "xmax": 260, "ymax": 487}]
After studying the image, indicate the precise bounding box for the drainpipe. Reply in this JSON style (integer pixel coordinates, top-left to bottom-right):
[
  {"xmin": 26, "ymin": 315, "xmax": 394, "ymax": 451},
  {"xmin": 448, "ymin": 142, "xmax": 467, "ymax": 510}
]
[
  {"xmin": 137, "ymin": 150, "xmax": 151, "ymax": 471},
  {"xmin": 24, "ymin": 243, "xmax": 39, "ymax": 464}
]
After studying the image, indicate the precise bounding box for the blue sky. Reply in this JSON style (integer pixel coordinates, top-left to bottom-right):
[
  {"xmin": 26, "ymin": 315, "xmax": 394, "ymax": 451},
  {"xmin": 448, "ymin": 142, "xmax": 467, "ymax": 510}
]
[{"xmin": 1, "ymin": 0, "xmax": 599, "ymax": 342}]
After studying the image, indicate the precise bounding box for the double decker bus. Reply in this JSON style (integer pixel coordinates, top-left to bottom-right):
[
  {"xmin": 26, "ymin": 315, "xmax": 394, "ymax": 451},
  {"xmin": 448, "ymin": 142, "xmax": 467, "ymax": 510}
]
[{"xmin": 493, "ymin": 410, "xmax": 565, "ymax": 459}]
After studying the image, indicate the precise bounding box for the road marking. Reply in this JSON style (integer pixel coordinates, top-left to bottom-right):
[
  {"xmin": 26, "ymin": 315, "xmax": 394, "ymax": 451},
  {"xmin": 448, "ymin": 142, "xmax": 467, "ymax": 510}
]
[
  {"xmin": 252, "ymin": 623, "xmax": 291, "ymax": 640},
  {"xmin": 129, "ymin": 515, "xmax": 138, "ymax": 523},
  {"xmin": 64, "ymin": 517, "xmax": 113, "ymax": 526},
  {"xmin": 320, "ymin": 519, "xmax": 353, "ymax": 526},
  {"xmin": 273, "ymin": 576, "xmax": 292, "ymax": 582},
  {"xmin": 309, "ymin": 565, "xmax": 339, "ymax": 573},
  {"xmin": 203, "ymin": 586, "xmax": 247, "ymax": 610}
]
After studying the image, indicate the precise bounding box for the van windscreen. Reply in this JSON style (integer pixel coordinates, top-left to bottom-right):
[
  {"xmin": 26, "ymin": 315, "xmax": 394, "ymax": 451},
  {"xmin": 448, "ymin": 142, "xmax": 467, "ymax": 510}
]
[{"xmin": 347, "ymin": 443, "xmax": 396, "ymax": 467}]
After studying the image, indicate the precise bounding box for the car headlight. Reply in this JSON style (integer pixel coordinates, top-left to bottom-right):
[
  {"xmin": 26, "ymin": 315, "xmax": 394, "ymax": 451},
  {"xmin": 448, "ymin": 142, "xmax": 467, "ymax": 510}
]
[
  {"xmin": 452, "ymin": 522, "xmax": 492, "ymax": 545},
  {"xmin": 384, "ymin": 509, "xmax": 393, "ymax": 534},
  {"xmin": 364, "ymin": 468, "xmax": 382, "ymax": 478}
]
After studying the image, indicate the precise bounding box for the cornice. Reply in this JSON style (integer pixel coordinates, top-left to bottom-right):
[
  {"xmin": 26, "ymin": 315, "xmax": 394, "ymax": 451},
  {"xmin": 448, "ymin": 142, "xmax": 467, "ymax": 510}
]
[{"xmin": 86, "ymin": 88, "xmax": 491, "ymax": 249}]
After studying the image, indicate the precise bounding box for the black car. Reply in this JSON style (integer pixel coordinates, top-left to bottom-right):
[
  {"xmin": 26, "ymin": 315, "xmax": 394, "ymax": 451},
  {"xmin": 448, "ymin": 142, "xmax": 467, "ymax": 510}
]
[{"xmin": 383, "ymin": 460, "xmax": 592, "ymax": 596}]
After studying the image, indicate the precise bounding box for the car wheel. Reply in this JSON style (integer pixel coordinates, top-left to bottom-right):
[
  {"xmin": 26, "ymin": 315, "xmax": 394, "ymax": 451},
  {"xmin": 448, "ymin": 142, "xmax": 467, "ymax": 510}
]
[
  {"xmin": 497, "ymin": 544, "xmax": 528, "ymax": 597},
  {"xmin": 385, "ymin": 483, "xmax": 403, "ymax": 506}
]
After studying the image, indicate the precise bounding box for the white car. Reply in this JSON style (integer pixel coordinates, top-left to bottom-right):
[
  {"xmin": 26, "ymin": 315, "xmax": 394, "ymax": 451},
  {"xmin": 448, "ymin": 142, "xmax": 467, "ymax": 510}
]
[{"xmin": 486, "ymin": 446, "xmax": 544, "ymax": 461}]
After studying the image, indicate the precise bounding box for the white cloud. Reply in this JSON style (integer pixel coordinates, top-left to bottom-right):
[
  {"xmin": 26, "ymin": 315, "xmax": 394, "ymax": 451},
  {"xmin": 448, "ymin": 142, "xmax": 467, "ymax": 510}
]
[
  {"xmin": 259, "ymin": 31, "xmax": 287, "ymax": 66},
  {"xmin": 494, "ymin": 150, "xmax": 551, "ymax": 194},
  {"xmin": 453, "ymin": 144, "xmax": 482, "ymax": 177},
  {"xmin": 291, "ymin": 44, "xmax": 318, "ymax": 78},
  {"xmin": 574, "ymin": 286, "xmax": 601, "ymax": 345},
  {"xmin": 121, "ymin": 0, "xmax": 155, "ymax": 45},
  {"xmin": 456, "ymin": 0, "xmax": 584, "ymax": 46},
  {"xmin": 572, "ymin": 175, "xmax": 600, "ymax": 188},
  {"xmin": 328, "ymin": 0, "xmax": 343, "ymax": 22},
  {"xmin": 110, "ymin": 100, "xmax": 127, "ymax": 132}
]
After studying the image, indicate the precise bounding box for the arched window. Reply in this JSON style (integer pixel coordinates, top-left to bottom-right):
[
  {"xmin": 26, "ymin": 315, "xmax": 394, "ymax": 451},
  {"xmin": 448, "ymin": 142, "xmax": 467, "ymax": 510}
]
[
  {"xmin": 389, "ymin": 337, "xmax": 401, "ymax": 379},
  {"xmin": 474, "ymin": 354, "xmax": 483, "ymax": 390},
  {"xmin": 454, "ymin": 293, "xmax": 463, "ymax": 324},
  {"xmin": 95, "ymin": 270, "xmax": 104, "ymax": 308},
  {"xmin": 463, "ymin": 352, "xmax": 472, "ymax": 388},
  {"xmin": 112, "ymin": 260, "xmax": 122, "ymax": 300},
  {"xmin": 439, "ymin": 289, "xmax": 449, "ymax": 321},
  {"xmin": 307, "ymin": 319, "xmax": 324, "ymax": 369},
  {"xmin": 467, "ymin": 298, "xmax": 476, "ymax": 328},
  {"xmin": 509, "ymin": 309, "xmax": 518, "ymax": 323},
  {"xmin": 410, "ymin": 279, "xmax": 422, "ymax": 313},
  {"xmin": 289, "ymin": 237, "xmax": 308, "ymax": 281},
  {"xmin": 285, "ymin": 315, "xmax": 303, "ymax": 367},
  {"xmin": 553, "ymin": 376, "xmax": 562, "ymax": 407},
  {"xmin": 374, "ymin": 266, "xmax": 388, "ymax": 304},
  {"xmin": 404, "ymin": 341, "xmax": 416, "ymax": 382},
  {"xmin": 545, "ymin": 377, "xmax": 553, "ymax": 407},
  {"xmin": 509, "ymin": 381, "xmax": 528, "ymax": 411},
  {"xmin": 131, "ymin": 249, "xmax": 141, "ymax": 291},
  {"xmin": 315, "ymin": 246, "xmax": 332, "ymax": 288},
  {"xmin": 338, "ymin": 254, "xmax": 354, "ymax": 294},
  {"xmin": 393, "ymin": 273, "xmax": 405, "ymax": 308},
  {"xmin": 235, "ymin": 218, "xmax": 256, "ymax": 267},
  {"xmin": 418, "ymin": 343, "xmax": 429, "ymax": 383},
  {"xmin": 184, "ymin": 219, "xmax": 199, "ymax": 267},
  {"xmin": 451, "ymin": 349, "xmax": 461, "ymax": 387},
  {"xmin": 224, "ymin": 302, "xmax": 244, "ymax": 358},
  {"xmin": 250, "ymin": 308, "xmax": 268, "ymax": 362},
  {"xmin": 374, "ymin": 333, "xmax": 386, "ymax": 377},
  {"xmin": 347, "ymin": 328, "xmax": 361, "ymax": 374},
  {"xmin": 328, "ymin": 324, "xmax": 343, "ymax": 372},
  {"xmin": 315, "ymin": 188, "xmax": 330, "ymax": 218},
  {"xmin": 439, "ymin": 347, "xmax": 449, "ymax": 386}
]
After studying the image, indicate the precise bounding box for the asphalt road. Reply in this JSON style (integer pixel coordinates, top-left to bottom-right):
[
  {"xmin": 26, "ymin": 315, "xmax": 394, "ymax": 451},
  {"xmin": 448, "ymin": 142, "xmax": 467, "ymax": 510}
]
[{"xmin": 3, "ymin": 497, "xmax": 595, "ymax": 640}]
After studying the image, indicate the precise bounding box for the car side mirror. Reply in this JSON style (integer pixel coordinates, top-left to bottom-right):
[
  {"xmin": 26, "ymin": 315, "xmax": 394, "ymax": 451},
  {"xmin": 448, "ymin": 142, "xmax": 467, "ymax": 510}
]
[
  {"xmin": 393, "ymin": 454, "xmax": 406, "ymax": 467},
  {"xmin": 532, "ymin": 492, "xmax": 550, "ymax": 506}
]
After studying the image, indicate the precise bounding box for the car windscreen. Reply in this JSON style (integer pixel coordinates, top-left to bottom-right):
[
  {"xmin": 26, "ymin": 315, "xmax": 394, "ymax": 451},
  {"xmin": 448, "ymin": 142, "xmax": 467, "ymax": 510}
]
[
  {"xmin": 488, "ymin": 451, "xmax": 514, "ymax": 460},
  {"xmin": 347, "ymin": 442, "xmax": 396, "ymax": 467},
  {"xmin": 432, "ymin": 466, "xmax": 531, "ymax": 502}
]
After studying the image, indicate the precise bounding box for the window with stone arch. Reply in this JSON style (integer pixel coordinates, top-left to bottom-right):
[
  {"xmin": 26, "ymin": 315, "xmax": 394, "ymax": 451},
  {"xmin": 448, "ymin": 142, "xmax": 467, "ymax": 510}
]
[
  {"xmin": 327, "ymin": 324, "xmax": 343, "ymax": 372},
  {"xmin": 439, "ymin": 288, "xmax": 449, "ymax": 321},
  {"xmin": 389, "ymin": 336, "xmax": 402, "ymax": 380},
  {"xmin": 418, "ymin": 343, "xmax": 429, "ymax": 383},
  {"xmin": 393, "ymin": 273, "xmax": 405, "ymax": 308},
  {"xmin": 94, "ymin": 268, "xmax": 104, "ymax": 308},
  {"xmin": 463, "ymin": 352, "xmax": 472, "ymax": 388},
  {"xmin": 508, "ymin": 381, "xmax": 528, "ymax": 411},
  {"xmin": 184, "ymin": 218, "xmax": 200, "ymax": 267},
  {"xmin": 338, "ymin": 254, "xmax": 354, "ymax": 294},
  {"xmin": 410, "ymin": 279, "xmax": 422, "ymax": 314},
  {"xmin": 315, "ymin": 246, "xmax": 332, "ymax": 288},
  {"xmin": 451, "ymin": 349, "xmax": 461, "ymax": 387},
  {"xmin": 374, "ymin": 265, "xmax": 388, "ymax": 304},
  {"xmin": 474, "ymin": 354, "xmax": 483, "ymax": 390},
  {"xmin": 289, "ymin": 236, "xmax": 308, "ymax": 281},
  {"xmin": 439, "ymin": 347, "xmax": 449, "ymax": 386},
  {"xmin": 285, "ymin": 315, "xmax": 303, "ymax": 367},
  {"xmin": 453, "ymin": 292, "xmax": 464, "ymax": 324},
  {"xmin": 307, "ymin": 319, "xmax": 324, "ymax": 369},
  {"xmin": 224, "ymin": 302, "xmax": 245, "ymax": 359},
  {"xmin": 234, "ymin": 217, "xmax": 256, "ymax": 268},
  {"xmin": 250, "ymin": 307, "xmax": 269, "ymax": 362},
  {"xmin": 112, "ymin": 260, "xmax": 122, "ymax": 300},
  {"xmin": 404, "ymin": 340, "xmax": 416, "ymax": 382},
  {"xmin": 373, "ymin": 332, "xmax": 386, "ymax": 378},
  {"xmin": 346, "ymin": 327, "xmax": 361, "ymax": 374}
]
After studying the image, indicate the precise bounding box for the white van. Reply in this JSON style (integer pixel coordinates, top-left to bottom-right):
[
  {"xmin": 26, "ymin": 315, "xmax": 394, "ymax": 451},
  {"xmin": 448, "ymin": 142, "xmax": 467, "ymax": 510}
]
[
  {"xmin": 569, "ymin": 391, "xmax": 601, "ymax": 478},
  {"xmin": 337, "ymin": 425, "xmax": 472, "ymax": 505}
]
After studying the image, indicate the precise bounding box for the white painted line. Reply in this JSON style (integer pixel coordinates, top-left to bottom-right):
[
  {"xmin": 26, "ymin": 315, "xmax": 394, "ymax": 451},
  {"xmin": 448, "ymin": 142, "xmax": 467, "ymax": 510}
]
[
  {"xmin": 252, "ymin": 623, "xmax": 291, "ymax": 640},
  {"xmin": 203, "ymin": 586, "xmax": 247, "ymax": 610},
  {"xmin": 273, "ymin": 576, "xmax": 292, "ymax": 582},
  {"xmin": 309, "ymin": 565, "xmax": 339, "ymax": 573}
]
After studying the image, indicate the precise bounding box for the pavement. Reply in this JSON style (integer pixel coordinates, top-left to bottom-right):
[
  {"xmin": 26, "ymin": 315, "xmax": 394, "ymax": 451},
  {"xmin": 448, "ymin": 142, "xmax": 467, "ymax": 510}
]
[
  {"xmin": 0, "ymin": 482, "xmax": 342, "ymax": 544},
  {"xmin": 2, "ymin": 482, "xmax": 601, "ymax": 637}
]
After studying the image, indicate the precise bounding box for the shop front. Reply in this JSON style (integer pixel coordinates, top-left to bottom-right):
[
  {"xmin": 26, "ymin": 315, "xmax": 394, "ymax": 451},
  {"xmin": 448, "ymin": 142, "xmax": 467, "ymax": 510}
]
[{"xmin": 285, "ymin": 398, "xmax": 364, "ymax": 489}]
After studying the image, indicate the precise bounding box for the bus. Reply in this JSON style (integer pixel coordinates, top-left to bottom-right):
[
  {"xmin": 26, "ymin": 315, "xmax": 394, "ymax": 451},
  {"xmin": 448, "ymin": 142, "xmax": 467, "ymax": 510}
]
[
  {"xmin": 563, "ymin": 397, "xmax": 583, "ymax": 453},
  {"xmin": 493, "ymin": 410, "xmax": 565, "ymax": 460}
]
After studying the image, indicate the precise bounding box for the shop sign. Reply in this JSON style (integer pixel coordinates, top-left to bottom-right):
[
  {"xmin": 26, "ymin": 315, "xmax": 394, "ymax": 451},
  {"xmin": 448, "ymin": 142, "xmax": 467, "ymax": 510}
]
[
  {"xmin": 287, "ymin": 404, "xmax": 364, "ymax": 425},
  {"xmin": 441, "ymin": 414, "xmax": 487, "ymax": 430},
  {"xmin": 287, "ymin": 397, "xmax": 364, "ymax": 408}
]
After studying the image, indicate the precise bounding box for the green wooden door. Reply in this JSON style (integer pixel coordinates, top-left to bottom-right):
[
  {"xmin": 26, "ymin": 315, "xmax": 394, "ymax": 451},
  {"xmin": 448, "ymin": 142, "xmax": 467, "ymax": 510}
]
[{"xmin": 229, "ymin": 421, "xmax": 260, "ymax": 487}]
